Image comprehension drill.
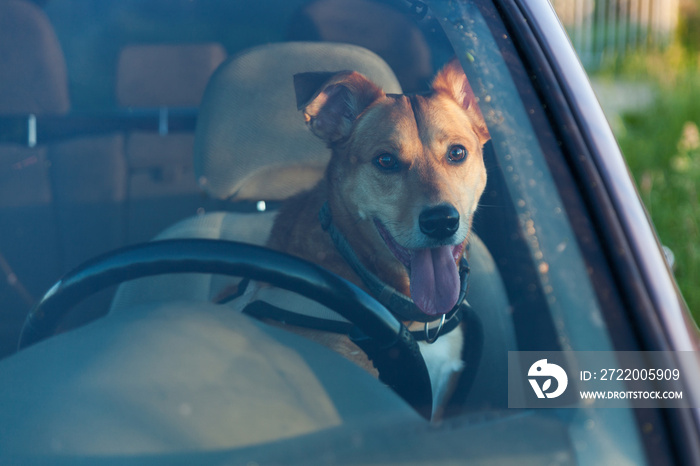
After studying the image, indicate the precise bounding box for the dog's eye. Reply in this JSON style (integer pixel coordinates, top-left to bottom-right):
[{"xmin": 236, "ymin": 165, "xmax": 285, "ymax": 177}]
[
  {"xmin": 374, "ymin": 153, "xmax": 400, "ymax": 171},
  {"xmin": 447, "ymin": 145, "xmax": 468, "ymax": 163}
]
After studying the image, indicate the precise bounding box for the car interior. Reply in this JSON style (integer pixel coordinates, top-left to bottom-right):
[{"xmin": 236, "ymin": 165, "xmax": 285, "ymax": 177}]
[
  {"xmin": 0, "ymin": 0, "xmax": 655, "ymax": 462},
  {"xmin": 0, "ymin": 0, "xmax": 532, "ymax": 362}
]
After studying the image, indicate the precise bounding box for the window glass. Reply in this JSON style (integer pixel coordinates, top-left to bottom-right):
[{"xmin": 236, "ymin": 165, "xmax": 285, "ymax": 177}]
[{"xmin": 0, "ymin": 0, "xmax": 663, "ymax": 463}]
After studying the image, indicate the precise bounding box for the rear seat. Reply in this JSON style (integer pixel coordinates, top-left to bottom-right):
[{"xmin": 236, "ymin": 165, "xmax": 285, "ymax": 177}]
[
  {"xmin": 0, "ymin": 0, "xmax": 133, "ymax": 347},
  {"xmin": 116, "ymin": 43, "xmax": 226, "ymax": 243},
  {"xmin": 0, "ymin": 0, "xmax": 70, "ymax": 357}
]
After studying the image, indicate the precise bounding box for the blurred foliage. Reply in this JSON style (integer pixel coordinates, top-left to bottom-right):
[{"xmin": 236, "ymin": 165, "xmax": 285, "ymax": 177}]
[
  {"xmin": 606, "ymin": 8, "xmax": 700, "ymax": 321},
  {"xmin": 678, "ymin": 0, "xmax": 700, "ymax": 54}
]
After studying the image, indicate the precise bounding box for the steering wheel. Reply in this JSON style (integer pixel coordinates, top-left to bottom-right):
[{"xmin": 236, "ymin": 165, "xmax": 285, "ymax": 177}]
[{"xmin": 18, "ymin": 239, "xmax": 433, "ymax": 419}]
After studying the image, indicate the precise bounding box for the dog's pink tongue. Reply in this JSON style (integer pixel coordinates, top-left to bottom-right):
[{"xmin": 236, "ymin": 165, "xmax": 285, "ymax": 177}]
[{"xmin": 410, "ymin": 246, "xmax": 460, "ymax": 316}]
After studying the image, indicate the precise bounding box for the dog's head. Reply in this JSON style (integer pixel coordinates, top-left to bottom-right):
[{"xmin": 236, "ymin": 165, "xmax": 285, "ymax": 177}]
[{"xmin": 295, "ymin": 60, "xmax": 490, "ymax": 317}]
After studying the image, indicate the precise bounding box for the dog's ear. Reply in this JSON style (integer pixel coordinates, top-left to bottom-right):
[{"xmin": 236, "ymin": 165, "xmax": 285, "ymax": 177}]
[
  {"xmin": 431, "ymin": 59, "xmax": 490, "ymax": 144},
  {"xmin": 294, "ymin": 70, "xmax": 384, "ymax": 144}
]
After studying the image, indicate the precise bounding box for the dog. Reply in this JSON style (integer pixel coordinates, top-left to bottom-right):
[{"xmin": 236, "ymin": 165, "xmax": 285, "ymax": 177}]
[{"xmin": 264, "ymin": 59, "xmax": 490, "ymax": 417}]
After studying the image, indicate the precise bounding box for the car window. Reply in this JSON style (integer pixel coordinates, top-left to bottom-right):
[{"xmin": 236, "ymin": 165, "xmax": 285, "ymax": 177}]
[{"xmin": 0, "ymin": 0, "xmax": 676, "ymax": 463}]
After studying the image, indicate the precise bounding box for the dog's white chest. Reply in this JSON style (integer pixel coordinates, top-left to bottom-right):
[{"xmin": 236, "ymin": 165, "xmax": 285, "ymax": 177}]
[{"xmin": 417, "ymin": 325, "xmax": 464, "ymax": 418}]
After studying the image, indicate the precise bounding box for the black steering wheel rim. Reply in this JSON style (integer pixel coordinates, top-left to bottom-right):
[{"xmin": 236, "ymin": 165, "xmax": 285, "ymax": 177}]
[{"xmin": 19, "ymin": 239, "xmax": 433, "ymax": 418}]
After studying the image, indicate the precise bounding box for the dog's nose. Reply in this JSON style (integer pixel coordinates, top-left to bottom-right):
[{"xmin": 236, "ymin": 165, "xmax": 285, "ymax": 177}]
[{"xmin": 419, "ymin": 204, "xmax": 460, "ymax": 240}]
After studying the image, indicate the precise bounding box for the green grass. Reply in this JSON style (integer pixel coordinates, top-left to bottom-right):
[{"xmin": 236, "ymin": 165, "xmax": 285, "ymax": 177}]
[{"xmin": 608, "ymin": 45, "xmax": 700, "ymax": 321}]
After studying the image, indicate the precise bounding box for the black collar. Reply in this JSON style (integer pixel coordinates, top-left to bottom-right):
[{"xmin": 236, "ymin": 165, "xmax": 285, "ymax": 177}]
[{"xmin": 241, "ymin": 298, "xmax": 466, "ymax": 343}]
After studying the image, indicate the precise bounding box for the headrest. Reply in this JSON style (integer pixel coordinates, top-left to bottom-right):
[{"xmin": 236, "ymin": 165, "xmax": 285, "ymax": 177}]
[
  {"xmin": 0, "ymin": 0, "xmax": 70, "ymax": 114},
  {"xmin": 117, "ymin": 43, "xmax": 226, "ymax": 108},
  {"xmin": 193, "ymin": 42, "xmax": 401, "ymax": 201}
]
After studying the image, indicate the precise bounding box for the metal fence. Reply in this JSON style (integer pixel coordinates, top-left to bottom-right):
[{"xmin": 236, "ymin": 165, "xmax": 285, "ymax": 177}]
[{"xmin": 551, "ymin": 0, "xmax": 680, "ymax": 69}]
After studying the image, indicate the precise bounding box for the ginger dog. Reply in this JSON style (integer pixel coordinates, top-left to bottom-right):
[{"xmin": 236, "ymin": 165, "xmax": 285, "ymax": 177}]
[{"xmin": 266, "ymin": 60, "xmax": 490, "ymax": 414}]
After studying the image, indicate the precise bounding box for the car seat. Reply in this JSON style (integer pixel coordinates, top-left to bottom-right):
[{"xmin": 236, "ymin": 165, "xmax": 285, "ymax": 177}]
[
  {"xmin": 0, "ymin": 1, "xmax": 128, "ymax": 346},
  {"xmin": 116, "ymin": 43, "xmax": 226, "ymax": 243},
  {"xmin": 0, "ymin": 0, "xmax": 71, "ymax": 357},
  {"xmin": 110, "ymin": 41, "xmax": 516, "ymax": 411}
]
